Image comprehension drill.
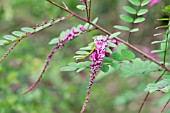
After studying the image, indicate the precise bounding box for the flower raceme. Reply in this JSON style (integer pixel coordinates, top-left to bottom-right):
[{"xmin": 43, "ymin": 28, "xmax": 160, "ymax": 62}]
[
  {"xmin": 23, "ymin": 25, "xmax": 86, "ymax": 94},
  {"xmin": 80, "ymin": 36, "xmax": 119, "ymax": 113},
  {"xmin": 149, "ymin": 0, "xmax": 161, "ymax": 6}
]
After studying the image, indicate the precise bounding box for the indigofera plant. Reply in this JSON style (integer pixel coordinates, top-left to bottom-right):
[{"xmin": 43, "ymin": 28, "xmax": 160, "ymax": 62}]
[{"xmin": 0, "ymin": 0, "xmax": 170, "ymax": 113}]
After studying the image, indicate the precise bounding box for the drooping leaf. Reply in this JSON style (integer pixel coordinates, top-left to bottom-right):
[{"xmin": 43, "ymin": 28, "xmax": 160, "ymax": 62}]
[
  {"xmin": 101, "ymin": 64, "xmax": 109, "ymax": 73},
  {"xmin": 123, "ymin": 6, "xmax": 137, "ymax": 14},
  {"xmin": 3, "ymin": 35, "xmax": 17, "ymax": 41},
  {"xmin": 111, "ymin": 52, "xmax": 123, "ymax": 61},
  {"xmin": 128, "ymin": 0, "xmax": 140, "ymax": 6},
  {"xmin": 121, "ymin": 49, "xmax": 135, "ymax": 60},
  {"xmin": 109, "ymin": 32, "xmax": 121, "ymax": 39},
  {"xmin": 114, "ymin": 25, "xmax": 130, "ymax": 31},
  {"xmin": 137, "ymin": 9, "xmax": 148, "ymax": 16},
  {"xmin": 120, "ymin": 14, "xmax": 134, "ymax": 23},
  {"xmin": 103, "ymin": 57, "xmax": 113, "ymax": 63},
  {"xmin": 134, "ymin": 17, "xmax": 145, "ymax": 23}
]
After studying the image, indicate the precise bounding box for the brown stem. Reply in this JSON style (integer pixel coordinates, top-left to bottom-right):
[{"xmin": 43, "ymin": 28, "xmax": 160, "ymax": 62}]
[
  {"xmin": 0, "ymin": 14, "xmax": 73, "ymax": 64},
  {"xmin": 46, "ymin": 0, "xmax": 170, "ymax": 72},
  {"xmin": 138, "ymin": 70, "xmax": 166, "ymax": 113},
  {"xmin": 161, "ymin": 99, "xmax": 170, "ymax": 113}
]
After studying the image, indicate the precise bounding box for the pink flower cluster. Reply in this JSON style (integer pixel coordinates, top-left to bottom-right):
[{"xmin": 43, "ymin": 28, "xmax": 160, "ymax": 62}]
[
  {"xmin": 81, "ymin": 35, "xmax": 119, "ymax": 113},
  {"xmin": 149, "ymin": 0, "xmax": 161, "ymax": 6},
  {"xmin": 80, "ymin": 0, "xmax": 86, "ymax": 3}
]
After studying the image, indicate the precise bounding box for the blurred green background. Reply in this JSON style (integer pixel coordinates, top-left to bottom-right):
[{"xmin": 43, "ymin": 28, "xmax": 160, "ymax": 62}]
[{"xmin": 0, "ymin": 0, "xmax": 170, "ymax": 113}]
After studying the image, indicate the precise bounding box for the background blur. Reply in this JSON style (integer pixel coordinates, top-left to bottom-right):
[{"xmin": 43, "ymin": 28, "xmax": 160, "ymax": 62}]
[{"xmin": 0, "ymin": 0, "xmax": 170, "ymax": 113}]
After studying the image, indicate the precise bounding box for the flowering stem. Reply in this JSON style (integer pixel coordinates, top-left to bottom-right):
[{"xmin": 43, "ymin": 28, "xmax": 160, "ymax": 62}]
[
  {"xmin": 0, "ymin": 14, "xmax": 73, "ymax": 64},
  {"xmin": 46, "ymin": 0, "xmax": 170, "ymax": 72}
]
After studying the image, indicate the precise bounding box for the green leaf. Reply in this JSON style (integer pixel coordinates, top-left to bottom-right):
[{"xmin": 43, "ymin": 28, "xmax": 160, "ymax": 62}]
[
  {"xmin": 76, "ymin": 5, "xmax": 86, "ymax": 10},
  {"xmin": 157, "ymin": 18, "xmax": 169, "ymax": 21},
  {"xmin": 151, "ymin": 50, "xmax": 164, "ymax": 53},
  {"xmin": 120, "ymin": 14, "xmax": 134, "ymax": 23},
  {"xmin": 128, "ymin": 0, "xmax": 140, "ymax": 6},
  {"xmin": 0, "ymin": 40, "xmax": 10, "ymax": 46},
  {"xmin": 108, "ymin": 42, "xmax": 117, "ymax": 48},
  {"xmin": 109, "ymin": 32, "xmax": 121, "ymax": 39},
  {"xmin": 89, "ymin": 17, "xmax": 99, "ymax": 29},
  {"xmin": 141, "ymin": 0, "xmax": 150, "ymax": 6},
  {"xmin": 156, "ymin": 25, "xmax": 169, "ymax": 29},
  {"xmin": 114, "ymin": 25, "xmax": 130, "ymax": 31},
  {"xmin": 101, "ymin": 64, "xmax": 109, "ymax": 73},
  {"xmin": 21, "ymin": 27, "xmax": 34, "ymax": 33},
  {"xmin": 123, "ymin": 6, "xmax": 137, "ymax": 14},
  {"xmin": 121, "ymin": 49, "xmax": 135, "ymax": 60},
  {"xmin": 145, "ymin": 83, "xmax": 158, "ymax": 93},
  {"xmin": 130, "ymin": 28, "xmax": 139, "ymax": 32},
  {"xmin": 111, "ymin": 52, "xmax": 123, "ymax": 61},
  {"xmin": 134, "ymin": 17, "xmax": 145, "ymax": 23},
  {"xmin": 12, "ymin": 31, "xmax": 25, "ymax": 37},
  {"xmin": 48, "ymin": 38, "xmax": 59, "ymax": 44},
  {"xmin": 105, "ymin": 47, "xmax": 112, "ymax": 53},
  {"xmin": 137, "ymin": 9, "xmax": 148, "ymax": 16},
  {"xmin": 3, "ymin": 35, "xmax": 17, "ymax": 41},
  {"xmin": 110, "ymin": 62, "xmax": 120, "ymax": 69},
  {"xmin": 60, "ymin": 66, "xmax": 77, "ymax": 71},
  {"xmin": 103, "ymin": 57, "xmax": 113, "ymax": 63},
  {"xmin": 120, "ymin": 58, "xmax": 158, "ymax": 77},
  {"xmin": 162, "ymin": 5, "xmax": 170, "ymax": 13},
  {"xmin": 154, "ymin": 33, "xmax": 164, "ymax": 36},
  {"xmin": 151, "ymin": 40, "xmax": 166, "ymax": 44},
  {"xmin": 76, "ymin": 51, "xmax": 89, "ymax": 55},
  {"xmin": 76, "ymin": 67, "xmax": 86, "ymax": 73}
]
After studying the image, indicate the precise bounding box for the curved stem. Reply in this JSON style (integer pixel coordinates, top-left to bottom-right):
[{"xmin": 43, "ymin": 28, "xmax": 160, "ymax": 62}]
[
  {"xmin": 0, "ymin": 14, "xmax": 73, "ymax": 64},
  {"xmin": 47, "ymin": 0, "xmax": 170, "ymax": 72}
]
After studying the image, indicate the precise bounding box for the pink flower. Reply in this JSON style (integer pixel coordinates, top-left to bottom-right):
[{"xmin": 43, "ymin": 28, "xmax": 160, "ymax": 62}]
[{"xmin": 149, "ymin": 0, "xmax": 161, "ymax": 6}]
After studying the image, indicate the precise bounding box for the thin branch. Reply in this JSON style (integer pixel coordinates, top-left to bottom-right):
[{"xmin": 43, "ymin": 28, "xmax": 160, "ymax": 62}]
[
  {"xmin": 46, "ymin": 0, "xmax": 170, "ymax": 72},
  {"xmin": 0, "ymin": 14, "xmax": 73, "ymax": 64},
  {"xmin": 161, "ymin": 99, "xmax": 170, "ymax": 113},
  {"xmin": 138, "ymin": 70, "xmax": 166, "ymax": 113},
  {"xmin": 88, "ymin": 0, "xmax": 92, "ymax": 21}
]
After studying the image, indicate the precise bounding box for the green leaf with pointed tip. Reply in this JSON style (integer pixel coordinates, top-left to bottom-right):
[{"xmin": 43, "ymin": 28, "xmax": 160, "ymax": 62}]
[
  {"xmin": 114, "ymin": 25, "xmax": 130, "ymax": 31},
  {"xmin": 105, "ymin": 47, "xmax": 112, "ymax": 53},
  {"xmin": 3, "ymin": 35, "xmax": 17, "ymax": 41},
  {"xmin": 134, "ymin": 17, "xmax": 145, "ymax": 23},
  {"xmin": 76, "ymin": 67, "xmax": 86, "ymax": 73},
  {"xmin": 21, "ymin": 27, "xmax": 34, "ymax": 33},
  {"xmin": 101, "ymin": 64, "xmax": 109, "ymax": 72},
  {"xmin": 60, "ymin": 66, "xmax": 77, "ymax": 71},
  {"xmin": 128, "ymin": 0, "xmax": 140, "ymax": 6},
  {"xmin": 130, "ymin": 28, "xmax": 139, "ymax": 32},
  {"xmin": 141, "ymin": 0, "xmax": 150, "ymax": 6},
  {"xmin": 111, "ymin": 52, "xmax": 123, "ymax": 61},
  {"xmin": 137, "ymin": 9, "xmax": 148, "ymax": 16},
  {"xmin": 154, "ymin": 33, "xmax": 164, "ymax": 36},
  {"xmin": 48, "ymin": 38, "xmax": 59, "ymax": 44},
  {"xmin": 109, "ymin": 32, "xmax": 121, "ymax": 39},
  {"xmin": 151, "ymin": 40, "xmax": 166, "ymax": 44},
  {"xmin": 108, "ymin": 42, "xmax": 117, "ymax": 48},
  {"xmin": 121, "ymin": 49, "xmax": 135, "ymax": 60},
  {"xmin": 76, "ymin": 5, "xmax": 86, "ymax": 10},
  {"xmin": 76, "ymin": 51, "xmax": 89, "ymax": 55},
  {"xmin": 123, "ymin": 6, "xmax": 137, "ymax": 14},
  {"xmin": 0, "ymin": 40, "xmax": 10, "ymax": 46},
  {"xmin": 12, "ymin": 31, "xmax": 25, "ymax": 37},
  {"xmin": 120, "ymin": 14, "xmax": 134, "ymax": 23},
  {"xmin": 151, "ymin": 50, "xmax": 164, "ymax": 53},
  {"xmin": 103, "ymin": 57, "xmax": 113, "ymax": 63},
  {"xmin": 89, "ymin": 17, "xmax": 99, "ymax": 29},
  {"xmin": 157, "ymin": 18, "xmax": 169, "ymax": 21}
]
